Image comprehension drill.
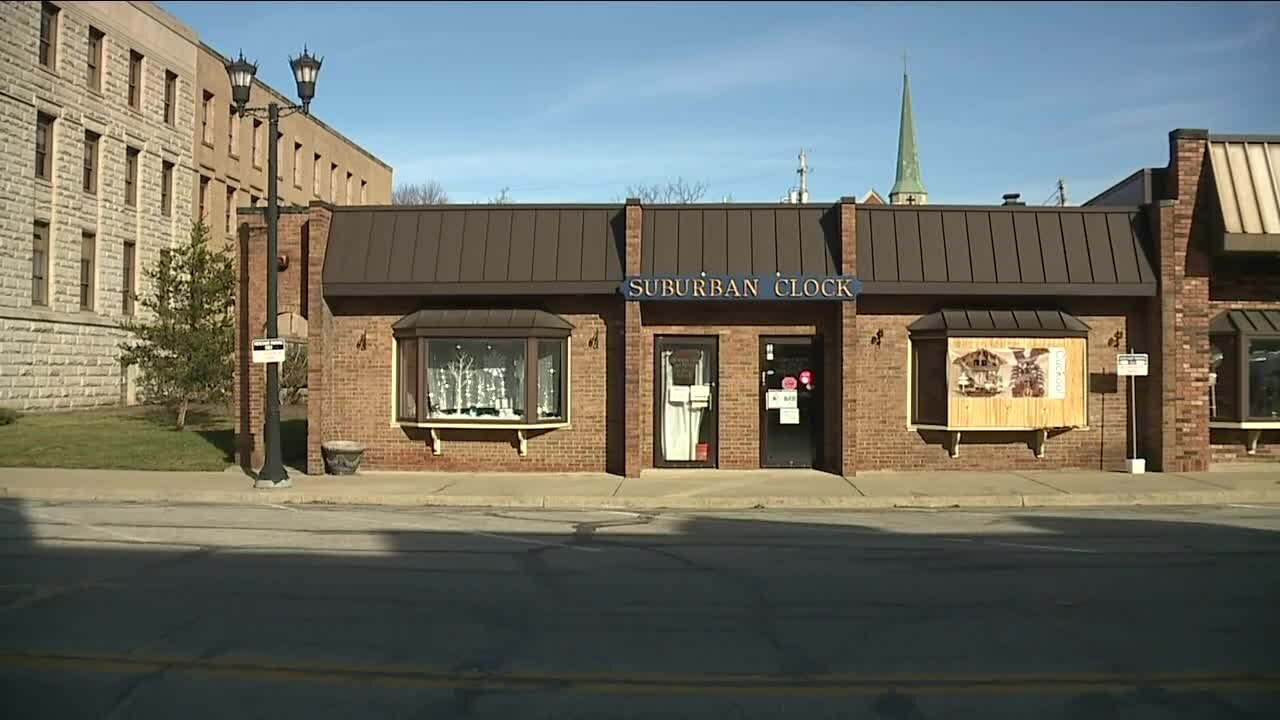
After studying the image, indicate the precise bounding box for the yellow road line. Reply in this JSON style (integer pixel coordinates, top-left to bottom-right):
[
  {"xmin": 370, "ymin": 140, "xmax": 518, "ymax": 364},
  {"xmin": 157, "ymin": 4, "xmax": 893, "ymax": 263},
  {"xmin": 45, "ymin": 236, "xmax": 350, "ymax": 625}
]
[{"xmin": 2, "ymin": 651, "xmax": 1277, "ymax": 697}]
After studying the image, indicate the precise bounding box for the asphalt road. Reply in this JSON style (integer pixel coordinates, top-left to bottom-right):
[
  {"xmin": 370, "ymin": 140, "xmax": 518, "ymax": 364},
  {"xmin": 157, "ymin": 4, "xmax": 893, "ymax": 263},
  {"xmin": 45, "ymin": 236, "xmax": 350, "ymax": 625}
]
[{"xmin": 1, "ymin": 500, "xmax": 1278, "ymax": 719}]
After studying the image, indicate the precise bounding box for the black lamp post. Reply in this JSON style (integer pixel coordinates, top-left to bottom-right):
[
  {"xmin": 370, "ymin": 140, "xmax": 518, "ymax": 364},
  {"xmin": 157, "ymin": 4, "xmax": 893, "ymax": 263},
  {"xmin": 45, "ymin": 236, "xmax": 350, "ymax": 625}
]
[{"xmin": 227, "ymin": 47, "xmax": 323, "ymax": 488}]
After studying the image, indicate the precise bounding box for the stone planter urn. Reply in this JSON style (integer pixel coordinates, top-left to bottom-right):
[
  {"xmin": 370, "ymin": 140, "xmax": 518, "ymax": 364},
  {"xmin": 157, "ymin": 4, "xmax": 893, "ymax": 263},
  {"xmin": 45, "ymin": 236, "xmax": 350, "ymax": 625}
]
[{"xmin": 322, "ymin": 441, "xmax": 366, "ymax": 475}]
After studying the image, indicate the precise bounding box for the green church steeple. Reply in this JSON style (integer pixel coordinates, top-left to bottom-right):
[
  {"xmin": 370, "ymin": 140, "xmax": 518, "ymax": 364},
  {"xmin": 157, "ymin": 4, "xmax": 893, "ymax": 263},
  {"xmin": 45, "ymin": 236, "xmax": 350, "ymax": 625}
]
[{"xmin": 889, "ymin": 56, "xmax": 927, "ymax": 205}]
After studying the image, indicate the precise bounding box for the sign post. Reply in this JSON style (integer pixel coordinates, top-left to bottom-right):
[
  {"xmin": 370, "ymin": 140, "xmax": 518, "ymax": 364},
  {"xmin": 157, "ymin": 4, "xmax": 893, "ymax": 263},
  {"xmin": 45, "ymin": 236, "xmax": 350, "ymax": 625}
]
[{"xmin": 1116, "ymin": 351, "xmax": 1149, "ymax": 474}]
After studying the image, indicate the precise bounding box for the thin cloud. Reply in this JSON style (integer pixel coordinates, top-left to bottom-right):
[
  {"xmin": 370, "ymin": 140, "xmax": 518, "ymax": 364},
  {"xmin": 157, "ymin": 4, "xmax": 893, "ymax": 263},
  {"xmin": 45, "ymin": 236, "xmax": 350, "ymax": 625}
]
[
  {"xmin": 1087, "ymin": 101, "xmax": 1219, "ymax": 130},
  {"xmin": 540, "ymin": 29, "xmax": 863, "ymax": 117}
]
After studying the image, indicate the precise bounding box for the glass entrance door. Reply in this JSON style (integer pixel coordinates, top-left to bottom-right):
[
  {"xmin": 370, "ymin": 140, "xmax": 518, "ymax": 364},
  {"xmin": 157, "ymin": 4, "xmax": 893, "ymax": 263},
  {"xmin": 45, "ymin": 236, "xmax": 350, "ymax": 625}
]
[
  {"xmin": 760, "ymin": 337, "xmax": 822, "ymax": 468},
  {"xmin": 655, "ymin": 336, "xmax": 718, "ymax": 468}
]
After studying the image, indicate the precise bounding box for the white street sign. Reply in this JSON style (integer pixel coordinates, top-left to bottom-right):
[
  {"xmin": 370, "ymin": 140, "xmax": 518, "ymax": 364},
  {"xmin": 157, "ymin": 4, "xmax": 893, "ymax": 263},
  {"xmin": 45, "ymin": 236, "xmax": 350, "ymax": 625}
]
[
  {"xmin": 252, "ymin": 338, "xmax": 286, "ymax": 364},
  {"xmin": 1116, "ymin": 353, "xmax": 1149, "ymax": 377}
]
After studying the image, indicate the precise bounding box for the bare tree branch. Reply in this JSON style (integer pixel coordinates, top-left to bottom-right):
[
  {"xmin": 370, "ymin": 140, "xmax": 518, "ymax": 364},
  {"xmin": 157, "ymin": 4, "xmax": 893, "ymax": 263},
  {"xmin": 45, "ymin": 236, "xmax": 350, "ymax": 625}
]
[
  {"xmin": 490, "ymin": 186, "xmax": 512, "ymax": 204},
  {"xmin": 392, "ymin": 180, "xmax": 449, "ymax": 205},
  {"xmin": 624, "ymin": 177, "xmax": 709, "ymax": 204}
]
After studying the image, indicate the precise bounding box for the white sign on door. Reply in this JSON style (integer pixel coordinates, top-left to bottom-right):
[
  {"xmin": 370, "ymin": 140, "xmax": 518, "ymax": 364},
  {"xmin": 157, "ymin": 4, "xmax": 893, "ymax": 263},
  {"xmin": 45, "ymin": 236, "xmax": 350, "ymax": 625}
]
[
  {"xmin": 1116, "ymin": 353, "xmax": 1149, "ymax": 377},
  {"xmin": 1047, "ymin": 347, "xmax": 1068, "ymax": 400},
  {"xmin": 779, "ymin": 408, "xmax": 800, "ymax": 425},
  {"xmin": 766, "ymin": 389, "xmax": 797, "ymax": 409}
]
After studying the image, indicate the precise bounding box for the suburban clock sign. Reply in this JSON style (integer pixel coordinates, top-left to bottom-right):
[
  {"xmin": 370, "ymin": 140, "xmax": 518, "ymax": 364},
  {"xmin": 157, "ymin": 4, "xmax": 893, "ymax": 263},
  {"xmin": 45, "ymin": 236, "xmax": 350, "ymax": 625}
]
[{"xmin": 621, "ymin": 275, "xmax": 861, "ymax": 301}]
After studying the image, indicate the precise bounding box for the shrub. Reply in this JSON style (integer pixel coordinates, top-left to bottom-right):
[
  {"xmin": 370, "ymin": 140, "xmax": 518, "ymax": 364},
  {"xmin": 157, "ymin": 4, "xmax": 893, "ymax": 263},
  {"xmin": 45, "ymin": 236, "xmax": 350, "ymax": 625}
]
[{"xmin": 0, "ymin": 408, "xmax": 20, "ymax": 426}]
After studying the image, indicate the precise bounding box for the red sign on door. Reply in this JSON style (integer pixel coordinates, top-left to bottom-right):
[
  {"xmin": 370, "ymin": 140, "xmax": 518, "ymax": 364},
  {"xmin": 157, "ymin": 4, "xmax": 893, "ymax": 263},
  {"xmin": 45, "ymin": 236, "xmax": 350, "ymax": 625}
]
[
  {"xmin": 781, "ymin": 376, "xmax": 798, "ymax": 390},
  {"xmin": 696, "ymin": 443, "xmax": 709, "ymax": 461},
  {"xmin": 799, "ymin": 369, "xmax": 813, "ymax": 386}
]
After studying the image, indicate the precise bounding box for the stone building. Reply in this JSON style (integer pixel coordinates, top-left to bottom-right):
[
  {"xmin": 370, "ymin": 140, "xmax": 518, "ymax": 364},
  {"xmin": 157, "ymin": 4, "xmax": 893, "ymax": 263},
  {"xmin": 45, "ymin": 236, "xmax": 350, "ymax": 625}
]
[
  {"xmin": 0, "ymin": 1, "xmax": 393, "ymax": 411},
  {"xmin": 0, "ymin": 0, "xmax": 198, "ymax": 410}
]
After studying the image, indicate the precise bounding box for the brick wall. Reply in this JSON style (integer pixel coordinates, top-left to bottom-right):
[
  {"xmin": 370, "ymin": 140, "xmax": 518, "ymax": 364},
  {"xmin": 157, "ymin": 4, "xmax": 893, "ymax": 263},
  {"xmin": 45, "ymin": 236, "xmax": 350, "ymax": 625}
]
[
  {"xmin": 312, "ymin": 296, "xmax": 618, "ymax": 472},
  {"xmin": 854, "ymin": 297, "xmax": 1139, "ymax": 471},
  {"xmin": 637, "ymin": 302, "xmax": 837, "ymax": 471},
  {"xmin": 233, "ymin": 207, "xmax": 308, "ymax": 470},
  {"xmin": 1206, "ymin": 261, "xmax": 1280, "ymax": 463}
]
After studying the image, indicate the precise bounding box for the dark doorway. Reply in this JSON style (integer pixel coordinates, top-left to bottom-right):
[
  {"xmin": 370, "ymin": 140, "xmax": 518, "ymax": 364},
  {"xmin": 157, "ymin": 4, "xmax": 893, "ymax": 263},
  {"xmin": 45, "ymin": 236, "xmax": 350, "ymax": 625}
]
[
  {"xmin": 654, "ymin": 336, "xmax": 718, "ymax": 468},
  {"xmin": 760, "ymin": 336, "xmax": 822, "ymax": 468}
]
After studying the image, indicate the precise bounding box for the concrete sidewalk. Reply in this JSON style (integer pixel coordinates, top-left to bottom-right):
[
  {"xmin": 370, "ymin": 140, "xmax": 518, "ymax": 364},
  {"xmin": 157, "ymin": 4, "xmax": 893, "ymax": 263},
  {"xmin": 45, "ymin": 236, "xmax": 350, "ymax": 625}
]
[{"xmin": 0, "ymin": 465, "xmax": 1277, "ymax": 510}]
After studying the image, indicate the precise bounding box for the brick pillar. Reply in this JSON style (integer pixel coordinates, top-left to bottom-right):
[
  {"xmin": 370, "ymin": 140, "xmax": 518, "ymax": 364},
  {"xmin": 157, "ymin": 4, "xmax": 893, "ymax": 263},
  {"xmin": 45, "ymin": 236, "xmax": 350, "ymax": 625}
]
[
  {"xmin": 623, "ymin": 198, "xmax": 643, "ymax": 478},
  {"xmin": 838, "ymin": 196, "xmax": 859, "ymax": 477},
  {"xmin": 234, "ymin": 211, "xmax": 268, "ymax": 470},
  {"xmin": 305, "ymin": 203, "xmax": 334, "ymax": 475},
  {"xmin": 1158, "ymin": 129, "xmax": 1212, "ymax": 472}
]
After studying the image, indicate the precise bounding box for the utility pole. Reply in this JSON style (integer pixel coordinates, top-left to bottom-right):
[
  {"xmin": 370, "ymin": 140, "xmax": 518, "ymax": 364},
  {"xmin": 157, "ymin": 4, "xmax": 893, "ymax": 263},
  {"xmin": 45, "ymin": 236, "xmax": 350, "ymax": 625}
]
[
  {"xmin": 797, "ymin": 149, "xmax": 809, "ymax": 204},
  {"xmin": 1057, "ymin": 178, "xmax": 1068, "ymax": 207}
]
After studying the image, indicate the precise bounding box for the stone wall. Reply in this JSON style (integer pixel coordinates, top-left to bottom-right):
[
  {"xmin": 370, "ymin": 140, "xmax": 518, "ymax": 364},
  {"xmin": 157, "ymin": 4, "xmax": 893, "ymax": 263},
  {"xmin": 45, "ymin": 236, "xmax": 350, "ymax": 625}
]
[{"xmin": 0, "ymin": 1, "xmax": 197, "ymax": 410}]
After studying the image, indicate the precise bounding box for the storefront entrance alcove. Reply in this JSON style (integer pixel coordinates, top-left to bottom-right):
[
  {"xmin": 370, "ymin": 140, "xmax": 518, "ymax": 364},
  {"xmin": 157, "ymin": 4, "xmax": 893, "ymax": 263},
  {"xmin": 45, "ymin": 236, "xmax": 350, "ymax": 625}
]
[
  {"xmin": 760, "ymin": 336, "xmax": 823, "ymax": 468},
  {"xmin": 654, "ymin": 336, "xmax": 719, "ymax": 468}
]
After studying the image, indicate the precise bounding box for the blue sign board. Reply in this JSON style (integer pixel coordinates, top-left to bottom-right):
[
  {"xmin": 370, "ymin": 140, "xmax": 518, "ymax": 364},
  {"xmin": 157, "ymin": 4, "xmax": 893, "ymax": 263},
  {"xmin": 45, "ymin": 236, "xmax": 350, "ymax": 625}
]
[{"xmin": 621, "ymin": 275, "xmax": 861, "ymax": 301}]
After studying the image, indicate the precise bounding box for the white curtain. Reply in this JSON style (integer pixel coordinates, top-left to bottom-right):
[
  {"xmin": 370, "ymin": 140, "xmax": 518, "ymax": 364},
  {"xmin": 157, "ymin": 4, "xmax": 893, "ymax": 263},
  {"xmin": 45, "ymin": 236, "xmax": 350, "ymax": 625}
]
[{"xmin": 661, "ymin": 349, "xmax": 706, "ymax": 461}]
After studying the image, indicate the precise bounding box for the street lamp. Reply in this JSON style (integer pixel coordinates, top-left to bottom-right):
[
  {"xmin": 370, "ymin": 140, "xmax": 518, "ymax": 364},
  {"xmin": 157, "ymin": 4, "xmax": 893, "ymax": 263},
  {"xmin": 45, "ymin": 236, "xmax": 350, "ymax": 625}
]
[{"xmin": 227, "ymin": 47, "xmax": 323, "ymax": 489}]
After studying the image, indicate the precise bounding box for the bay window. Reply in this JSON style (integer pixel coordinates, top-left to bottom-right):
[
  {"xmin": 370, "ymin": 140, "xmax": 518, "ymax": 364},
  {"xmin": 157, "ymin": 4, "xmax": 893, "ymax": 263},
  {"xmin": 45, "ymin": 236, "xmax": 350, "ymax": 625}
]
[
  {"xmin": 1211, "ymin": 310, "xmax": 1280, "ymax": 423},
  {"xmin": 392, "ymin": 309, "xmax": 571, "ymax": 427}
]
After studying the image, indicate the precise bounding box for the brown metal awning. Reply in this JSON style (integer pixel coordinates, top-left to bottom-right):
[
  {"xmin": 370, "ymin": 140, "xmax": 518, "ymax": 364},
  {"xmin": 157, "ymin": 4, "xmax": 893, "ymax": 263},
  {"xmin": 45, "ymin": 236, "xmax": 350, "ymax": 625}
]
[
  {"xmin": 323, "ymin": 206, "xmax": 625, "ymax": 297},
  {"xmin": 856, "ymin": 206, "xmax": 1157, "ymax": 296},
  {"xmin": 640, "ymin": 205, "xmax": 839, "ymax": 276},
  {"xmin": 1207, "ymin": 136, "xmax": 1280, "ymax": 254},
  {"xmin": 908, "ymin": 309, "xmax": 1091, "ymax": 338},
  {"xmin": 392, "ymin": 309, "xmax": 574, "ymax": 338},
  {"xmin": 1209, "ymin": 309, "xmax": 1280, "ymax": 335}
]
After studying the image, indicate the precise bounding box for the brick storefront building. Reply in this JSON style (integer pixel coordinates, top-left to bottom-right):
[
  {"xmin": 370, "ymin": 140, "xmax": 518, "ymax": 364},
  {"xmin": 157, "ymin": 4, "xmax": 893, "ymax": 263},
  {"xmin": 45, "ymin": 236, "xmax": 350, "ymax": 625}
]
[{"xmin": 235, "ymin": 128, "xmax": 1279, "ymax": 477}]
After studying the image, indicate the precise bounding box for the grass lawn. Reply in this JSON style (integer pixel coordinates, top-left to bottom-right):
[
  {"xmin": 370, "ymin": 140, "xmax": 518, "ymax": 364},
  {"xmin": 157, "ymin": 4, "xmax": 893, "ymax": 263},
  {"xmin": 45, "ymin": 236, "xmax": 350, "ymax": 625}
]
[{"xmin": 0, "ymin": 403, "xmax": 306, "ymax": 471}]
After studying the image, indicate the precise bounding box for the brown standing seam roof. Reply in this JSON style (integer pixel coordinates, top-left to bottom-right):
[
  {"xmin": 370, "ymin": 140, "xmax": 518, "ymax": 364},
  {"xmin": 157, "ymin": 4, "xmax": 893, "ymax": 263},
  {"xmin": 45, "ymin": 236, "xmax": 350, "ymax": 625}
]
[
  {"xmin": 323, "ymin": 206, "xmax": 625, "ymax": 297},
  {"xmin": 1210, "ymin": 309, "xmax": 1280, "ymax": 335},
  {"xmin": 857, "ymin": 206, "xmax": 1157, "ymax": 296},
  {"xmin": 391, "ymin": 309, "xmax": 574, "ymax": 337},
  {"xmin": 908, "ymin": 309, "xmax": 1091, "ymax": 337},
  {"xmin": 640, "ymin": 205, "xmax": 839, "ymax": 276}
]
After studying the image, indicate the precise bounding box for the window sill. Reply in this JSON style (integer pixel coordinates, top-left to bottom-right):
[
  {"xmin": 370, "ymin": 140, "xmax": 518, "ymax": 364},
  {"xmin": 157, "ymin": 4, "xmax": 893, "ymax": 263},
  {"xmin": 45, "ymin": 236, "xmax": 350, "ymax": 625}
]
[
  {"xmin": 396, "ymin": 420, "xmax": 569, "ymax": 431},
  {"xmin": 202, "ymin": 140, "xmax": 215, "ymax": 149},
  {"xmin": 394, "ymin": 421, "xmax": 570, "ymax": 457},
  {"xmin": 911, "ymin": 423, "xmax": 1088, "ymax": 432},
  {"xmin": 1211, "ymin": 421, "xmax": 1280, "ymax": 430}
]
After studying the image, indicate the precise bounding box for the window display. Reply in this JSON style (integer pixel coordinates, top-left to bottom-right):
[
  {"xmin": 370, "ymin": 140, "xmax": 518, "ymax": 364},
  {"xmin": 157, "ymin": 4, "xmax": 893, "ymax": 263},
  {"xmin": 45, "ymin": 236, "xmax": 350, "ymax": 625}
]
[{"xmin": 426, "ymin": 340, "xmax": 526, "ymax": 420}]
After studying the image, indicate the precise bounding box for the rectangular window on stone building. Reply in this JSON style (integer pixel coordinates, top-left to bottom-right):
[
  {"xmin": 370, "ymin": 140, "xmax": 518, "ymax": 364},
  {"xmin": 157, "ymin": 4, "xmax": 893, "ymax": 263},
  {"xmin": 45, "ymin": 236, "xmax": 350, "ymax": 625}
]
[
  {"xmin": 79, "ymin": 231, "xmax": 95, "ymax": 311},
  {"xmin": 165, "ymin": 71, "xmax": 178, "ymax": 126},
  {"xmin": 313, "ymin": 153, "xmax": 321, "ymax": 196},
  {"xmin": 86, "ymin": 26, "xmax": 104, "ymax": 90},
  {"xmin": 83, "ymin": 130, "xmax": 99, "ymax": 194},
  {"xmin": 198, "ymin": 175, "xmax": 210, "ymax": 221},
  {"xmin": 39, "ymin": 2, "xmax": 59, "ymax": 70},
  {"xmin": 228, "ymin": 105, "xmax": 239, "ymax": 156},
  {"xmin": 122, "ymin": 240, "xmax": 135, "ymax": 316},
  {"xmin": 345, "ymin": 171, "xmax": 353, "ymax": 204},
  {"xmin": 276, "ymin": 133, "xmax": 284, "ymax": 181},
  {"xmin": 125, "ymin": 147, "xmax": 139, "ymax": 206},
  {"xmin": 32, "ymin": 221, "xmax": 50, "ymax": 306},
  {"xmin": 360, "ymin": 179, "xmax": 367, "ymax": 204},
  {"xmin": 226, "ymin": 185, "xmax": 236, "ymax": 235},
  {"xmin": 330, "ymin": 162, "xmax": 338, "ymax": 201},
  {"xmin": 35, "ymin": 112, "xmax": 54, "ymax": 180},
  {"xmin": 161, "ymin": 160, "xmax": 173, "ymax": 216},
  {"xmin": 201, "ymin": 91, "xmax": 214, "ymax": 145},
  {"xmin": 128, "ymin": 51, "xmax": 143, "ymax": 110},
  {"xmin": 251, "ymin": 119, "xmax": 262, "ymax": 168},
  {"xmin": 293, "ymin": 142, "xmax": 302, "ymax": 187}
]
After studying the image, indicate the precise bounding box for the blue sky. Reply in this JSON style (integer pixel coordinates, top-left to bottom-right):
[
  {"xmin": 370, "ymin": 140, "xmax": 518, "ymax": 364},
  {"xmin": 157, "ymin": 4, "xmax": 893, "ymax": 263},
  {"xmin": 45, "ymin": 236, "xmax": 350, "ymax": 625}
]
[{"xmin": 160, "ymin": 1, "xmax": 1278, "ymax": 205}]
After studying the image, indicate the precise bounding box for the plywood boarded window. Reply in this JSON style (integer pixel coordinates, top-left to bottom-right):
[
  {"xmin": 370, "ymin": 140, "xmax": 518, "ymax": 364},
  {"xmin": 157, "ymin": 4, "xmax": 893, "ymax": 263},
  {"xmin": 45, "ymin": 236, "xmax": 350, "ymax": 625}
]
[{"xmin": 908, "ymin": 309, "xmax": 1090, "ymax": 430}]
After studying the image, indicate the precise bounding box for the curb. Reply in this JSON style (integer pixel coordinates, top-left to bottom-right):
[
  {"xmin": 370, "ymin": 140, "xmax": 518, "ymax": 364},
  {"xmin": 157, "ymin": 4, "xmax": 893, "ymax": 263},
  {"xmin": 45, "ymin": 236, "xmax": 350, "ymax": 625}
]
[{"xmin": 3, "ymin": 487, "xmax": 1279, "ymax": 510}]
